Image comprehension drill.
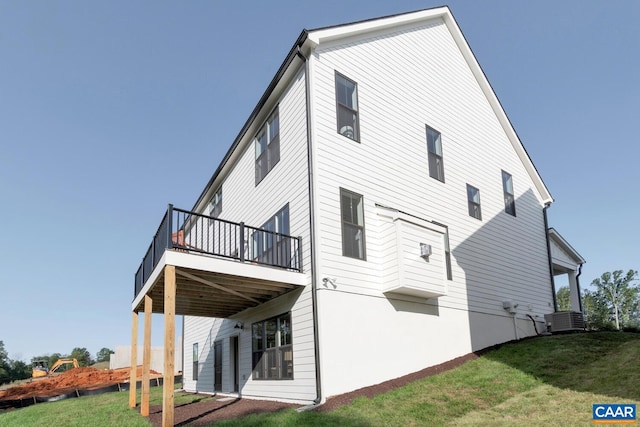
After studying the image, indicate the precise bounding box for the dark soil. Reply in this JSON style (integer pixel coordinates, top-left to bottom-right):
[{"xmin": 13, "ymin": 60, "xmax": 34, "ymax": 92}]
[
  {"xmin": 147, "ymin": 397, "xmax": 299, "ymax": 426},
  {"xmin": 150, "ymin": 351, "xmax": 480, "ymax": 425}
]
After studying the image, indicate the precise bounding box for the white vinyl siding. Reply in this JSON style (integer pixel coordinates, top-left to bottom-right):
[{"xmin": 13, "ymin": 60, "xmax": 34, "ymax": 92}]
[
  {"xmin": 183, "ymin": 66, "xmax": 316, "ymax": 403},
  {"xmin": 308, "ymin": 16, "xmax": 553, "ymax": 395}
]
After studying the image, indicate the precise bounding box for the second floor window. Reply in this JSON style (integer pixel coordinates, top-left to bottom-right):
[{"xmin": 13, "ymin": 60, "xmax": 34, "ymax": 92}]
[
  {"xmin": 209, "ymin": 187, "xmax": 222, "ymax": 218},
  {"xmin": 426, "ymin": 126, "xmax": 444, "ymax": 182},
  {"xmin": 252, "ymin": 204, "xmax": 291, "ymax": 268},
  {"xmin": 467, "ymin": 184, "xmax": 482, "ymax": 220},
  {"xmin": 340, "ymin": 188, "xmax": 366, "ymax": 260},
  {"xmin": 255, "ymin": 109, "xmax": 280, "ymax": 185},
  {"xmin": 502, "ymin": 171, "xmax": 516, "ymax": 216},
  {"xmin": 335, "ymin": 72, "xmax": 359, "ymax": 141}
]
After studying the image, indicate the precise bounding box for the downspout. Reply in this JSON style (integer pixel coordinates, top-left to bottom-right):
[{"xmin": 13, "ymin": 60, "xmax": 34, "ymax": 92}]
[
  {"xmin": 181, "ymin": 315, "xmax": 185, "ymax": 389},
  {"xmin": 543, "ymin": 204, "xmax": 557, "ymax": 311},
  {"xmin": 576, "ymin": 263, "xmax": 584, "ymax": 313},
  {"xmin": 296, "ymin": 45, "xmax": 322, "ymax": 405}
]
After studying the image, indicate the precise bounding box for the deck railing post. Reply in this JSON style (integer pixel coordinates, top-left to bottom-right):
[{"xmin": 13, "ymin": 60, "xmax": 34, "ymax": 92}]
[
  {"xmin": 297, "ymin": 236, "xmax": 303, "ymax": 272},
  {"xmin": 167, "ymin": 204, "xmax": 174, "ymax": 250},
  {"xmin": 239, "ymin": 222, "xmax": 245, "ymax": 262}
]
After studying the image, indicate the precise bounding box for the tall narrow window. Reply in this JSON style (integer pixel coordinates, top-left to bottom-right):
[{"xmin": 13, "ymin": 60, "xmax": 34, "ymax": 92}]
[
  {"xmin": 255, "ymin": 108, "xmax": 280, "ymax": 185},
  {"xmin": 252, "ymin": 204, "xmax": 290, "ymax": 268},
  {"xmin": 192, "ymin": 343, "xmax": 199, "ymax": 381},
  {"xmin": 426, "ymin": 126, "xmax": 444, "ymax": 182},
  {"xmin": 335, "ymin": 72, "xmax": 359, "ymax": 141},
  {"xmin": 467, "ymin": 184, "xmax": 482, "ymax": 220},
  {"xmin": 502, "ymin": 171, "xmax": 516, "ymax": 216},
  {"xmin": 340, "ymin": 188, "xmax": 366, "ymax": 260},
  {"xmin": 252, "ymin": 313, "xmax": 293, "ymax": 380},
  {"xmin": 209, "ymin": 187, "xmax": 222, "ymax": 218}
]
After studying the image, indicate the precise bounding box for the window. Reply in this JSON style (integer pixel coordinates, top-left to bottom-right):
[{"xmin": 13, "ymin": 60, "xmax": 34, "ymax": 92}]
[
  {"xmin": 209, "ymin": 187, "xmax": 222, "ymax": 218},
  {"xmin": 335, "ymin": 72, "xmax": 359, "ymax": 141},
  {"xmin": 340, "ymin": 188, "xmax": 366, "ymax": 260},
  {"xmin": 502, "ymin": 171, "xmax": 516, "ymax": 216},
  {"xmin": 467, "ymin": 185, "xmax": 482, "ymax": 220},
  {"xmin": 252, "ymin": 204, "xmax": 290, "ymax": 268},
  {"xmin": 255, "ymin": 109, "xmax": 280, "ymax": 185},
  {"xmin": 426, "ymin": 126, "xmax": 444, "ymax": 182},
  {"xmin": 252, "ymin": 313, "xmax": 293, "ymax": 380},
  {"xmin": 192, "ymin": 343, "xmax": 199, "ymax": 381}
]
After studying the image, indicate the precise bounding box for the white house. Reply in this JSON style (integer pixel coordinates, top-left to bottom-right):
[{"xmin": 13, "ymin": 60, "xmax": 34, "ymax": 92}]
[{"xmin": 129, "ymin": 6, "xmax": 584, "ymax": 422}]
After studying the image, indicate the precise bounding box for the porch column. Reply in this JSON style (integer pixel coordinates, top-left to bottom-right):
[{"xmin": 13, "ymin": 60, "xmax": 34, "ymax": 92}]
[
  {"xmin": 141, "ymin": 295, "xmax": 152, "ymax": 416},
  {"xmin": 162, "ymin": 266, "xmax": 176, "ymax": 427},
  {"xmin": 568, "ymin": 271, "xmax": 581, "ymax": 312},
  {"xmin": 129, "ymin": 311, "xmax": 138, "ymax": 408}
]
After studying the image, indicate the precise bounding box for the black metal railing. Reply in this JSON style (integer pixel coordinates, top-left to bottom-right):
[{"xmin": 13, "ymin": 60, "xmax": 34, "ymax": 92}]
[{"xmin": 134, "ymin": 205, "xmax": 303, "ymax": 299}]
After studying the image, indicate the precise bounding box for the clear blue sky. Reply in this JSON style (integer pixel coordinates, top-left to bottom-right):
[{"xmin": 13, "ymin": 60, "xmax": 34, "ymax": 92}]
[{"xmin": 0, "ymin": 1, "xmax": 638, "ymax": 362}]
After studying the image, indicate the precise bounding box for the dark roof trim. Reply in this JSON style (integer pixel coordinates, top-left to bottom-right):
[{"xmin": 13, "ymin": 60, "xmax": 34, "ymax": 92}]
[{"xmin": 191, "ymin": 29, "xmax": 309, "ymax": 211}]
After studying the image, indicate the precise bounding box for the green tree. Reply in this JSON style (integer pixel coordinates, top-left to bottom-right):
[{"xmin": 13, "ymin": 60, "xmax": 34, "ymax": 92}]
[
  {"xmin": 8, "ymin": 359, "xmax": 31, "ymax": 381},
  {"xmin": 0, "ymin": 341, "xmax": 10, "ymax": 385},
  {"xmin": 591, "ymin": 269, "xmax": 639, "ymax": 330},
  {"xmin": 70, "ymin": 347, "xmax": 93, "ymax": 367},
  {"xmin": 556, "ymin": 287, "xmax": 571, "ymax": 311},
  {"xmin": 96, "ymin": 347, "xmax": 114, "ymax": 363},
  {"xmin": 583, "ymin": 289, "xmax": 614, "ymax": 330}
]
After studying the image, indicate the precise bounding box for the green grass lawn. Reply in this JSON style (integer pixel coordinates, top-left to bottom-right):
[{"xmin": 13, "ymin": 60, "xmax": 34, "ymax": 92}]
[
  {"xmin": 0, "ymin": 386, "xmax": 213, "ymax": 427},
  {"xmin": 1, "ymin": 332, "xmax": 638, "ymax": 426}
]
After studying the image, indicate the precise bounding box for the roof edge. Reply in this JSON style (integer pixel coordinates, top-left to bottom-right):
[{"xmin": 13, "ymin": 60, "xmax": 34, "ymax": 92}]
[
  {"xmin": 190, "ymin": 29, "xmax": 309, "ymax": 212},
  {"xmin": 441, "ymin": 10, "xmax": 554, "ymax": 205},
  {"xmin": 549, "ymin": 228, "xmax": 586, "ymax": 264}
]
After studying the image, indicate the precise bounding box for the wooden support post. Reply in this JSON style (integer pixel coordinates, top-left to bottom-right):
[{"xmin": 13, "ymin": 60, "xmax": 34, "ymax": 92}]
[
  {"xmin": 141, "ymin": 295, "xmax": 152, "ymax": 417},
  {"xmin": 162, "ymin": 265, "xmax": 176, "ymax": 427},
  {"xmin": 129, "ymin": 311, "xmax": 138, "ymax": 408}
]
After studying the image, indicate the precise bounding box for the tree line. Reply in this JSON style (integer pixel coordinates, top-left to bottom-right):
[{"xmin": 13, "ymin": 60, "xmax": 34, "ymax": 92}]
[
  {"xmin": 0, "ymin": 343, "xmax": 114, "ymax": 385},
  {"xmin": 557, "ymin": 269, "xmax": 639, "ymax": 330}
]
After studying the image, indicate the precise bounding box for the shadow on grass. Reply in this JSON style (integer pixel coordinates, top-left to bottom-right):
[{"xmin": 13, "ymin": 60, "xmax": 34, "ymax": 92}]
[{"xmin": 481, "ymin": 331, "xmax": 640, "ymax": 401}]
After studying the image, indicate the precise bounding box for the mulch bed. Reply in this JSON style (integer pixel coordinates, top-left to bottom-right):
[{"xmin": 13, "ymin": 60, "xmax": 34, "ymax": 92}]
[
  {"xmin": 147, "ymin": 398, "xmax": 299, "ymax": 426},
  {"xmin": 148, "ymin": 351, "xmax": 481, "ymax": 425}
]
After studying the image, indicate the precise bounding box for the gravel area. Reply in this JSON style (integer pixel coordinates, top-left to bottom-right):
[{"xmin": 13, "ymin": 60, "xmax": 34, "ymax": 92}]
[{"xmin": 148, "ymin": 351, "xmax": 480, "ymax": 425}]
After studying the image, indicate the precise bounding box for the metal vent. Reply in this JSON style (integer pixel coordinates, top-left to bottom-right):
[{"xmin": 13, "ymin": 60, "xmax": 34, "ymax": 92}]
[{"xmin": 544, "ymin": 311, "xmax": 585, "ymax": 333}]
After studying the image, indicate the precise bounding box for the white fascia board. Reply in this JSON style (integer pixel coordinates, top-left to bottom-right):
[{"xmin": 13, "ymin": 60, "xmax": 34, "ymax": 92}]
[
  {"xmin": 131, "ymin": 250, "xmax": 307, "ymax": 311},
  {"xmin": 549, "ymin": 228, "xmax": 586, "ymax": 265},
  {"xmin": 307, "ymin": 7, "xmax": 449, "ymax": 47}
]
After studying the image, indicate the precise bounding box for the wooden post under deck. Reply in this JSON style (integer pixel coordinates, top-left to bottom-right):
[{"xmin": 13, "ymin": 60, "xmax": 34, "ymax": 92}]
[
  {"xmin": 129, "ymin": 311, "xmax": 138, "ymax": 408},
  {"xmin": 162, "ymin": 265, "xmax": 176, "ymax": 427},
  {"xmin": 141, "ymin": 295, "xmax": 152, "ymax": 416}
]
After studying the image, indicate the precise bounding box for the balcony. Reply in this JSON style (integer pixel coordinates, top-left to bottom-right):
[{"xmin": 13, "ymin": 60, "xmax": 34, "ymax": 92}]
[{"xmin": 132, "ymin": 205, "xmax": 305, "ymax": 318}]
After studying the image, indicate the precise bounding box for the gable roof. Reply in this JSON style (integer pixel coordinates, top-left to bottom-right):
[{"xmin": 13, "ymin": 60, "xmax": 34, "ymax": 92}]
[
  {"xmin": 192, "ymin": 6, "xmax": 553, "ymax": 211},
  {"xmin": 549, "ymin": 228, "xmax": 586, "ymax": 265}
]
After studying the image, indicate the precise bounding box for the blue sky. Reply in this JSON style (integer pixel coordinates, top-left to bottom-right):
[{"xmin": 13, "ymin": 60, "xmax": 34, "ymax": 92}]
[{"xmin": 0, "ymin": 1, "xmax": 638, "ymax": 362}]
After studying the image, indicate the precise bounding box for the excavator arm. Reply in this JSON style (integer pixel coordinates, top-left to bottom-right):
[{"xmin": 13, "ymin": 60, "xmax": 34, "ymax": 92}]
[{"xmin": 48, "ymin": 358, "xmax": 80, "ymax": 374}]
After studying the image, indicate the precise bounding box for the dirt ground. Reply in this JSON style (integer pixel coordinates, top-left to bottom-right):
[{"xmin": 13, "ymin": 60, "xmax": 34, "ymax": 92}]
[{"xmin": 0, "ymin": 366, "xmax": 160, "ymax": 400}]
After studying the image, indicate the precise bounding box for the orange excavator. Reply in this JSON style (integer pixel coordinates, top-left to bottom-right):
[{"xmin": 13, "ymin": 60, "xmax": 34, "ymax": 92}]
[{"xmin": 32, "ymin": 358, "xmax": 80, "ymax": 378}]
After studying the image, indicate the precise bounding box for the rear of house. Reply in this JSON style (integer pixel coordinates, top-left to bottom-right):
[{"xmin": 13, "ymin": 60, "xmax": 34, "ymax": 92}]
[{"xmin": 136, "ymin": 7, "xmax": 577, "ymax": 409}]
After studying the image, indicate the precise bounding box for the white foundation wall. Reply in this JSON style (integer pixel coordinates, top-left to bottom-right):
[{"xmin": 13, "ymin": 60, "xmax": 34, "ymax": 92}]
[{"xmin": 317, "ymin": 289, "xmax": 472, "ymax": 398}]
